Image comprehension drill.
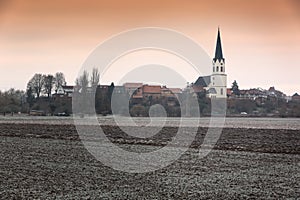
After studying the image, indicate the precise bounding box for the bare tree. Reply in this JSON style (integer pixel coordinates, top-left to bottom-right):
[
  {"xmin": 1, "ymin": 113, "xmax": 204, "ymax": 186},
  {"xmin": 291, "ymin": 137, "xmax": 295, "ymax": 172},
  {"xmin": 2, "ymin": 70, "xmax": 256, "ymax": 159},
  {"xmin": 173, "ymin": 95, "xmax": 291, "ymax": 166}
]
[
  {"xmin": 43, "ymin": 74, "xmax": 55, "ymax": 98},
  {"xmin": 54, "ymin": 72, "xmax": 66, "ymax": 93},
  {"xmin": 90, "ymin": 68, "xmax": 100, "ymax": 88},
  {"xmin": 75, "ymin": 78, "xmax": 80, "ymax": 87},
  {"xmin": 74, "ymin": 70, "xmax": 90, "ymax": 114},
  {"xmin": 76, "ymin": 70, "xmax": 89, "ymax": 94},
  {"xmin": 27, "ymin": 73, "xmax": 44, "ymax": 98}
]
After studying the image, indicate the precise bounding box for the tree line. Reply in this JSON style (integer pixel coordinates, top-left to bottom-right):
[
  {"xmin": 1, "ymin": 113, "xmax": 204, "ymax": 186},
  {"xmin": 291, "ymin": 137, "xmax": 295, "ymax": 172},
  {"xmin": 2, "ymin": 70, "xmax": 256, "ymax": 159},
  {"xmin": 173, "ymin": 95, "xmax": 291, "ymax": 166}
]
[
  {"xmin": 26, "ymin": 72, "xmax": 66, "ymax": 99},
  {"xmin": 0, "ymin": 72, "xmax": 67, "ymax": 115},
  {"xmin": 1, "ymin": 71, "xmax": 300, "ymax": 117}
]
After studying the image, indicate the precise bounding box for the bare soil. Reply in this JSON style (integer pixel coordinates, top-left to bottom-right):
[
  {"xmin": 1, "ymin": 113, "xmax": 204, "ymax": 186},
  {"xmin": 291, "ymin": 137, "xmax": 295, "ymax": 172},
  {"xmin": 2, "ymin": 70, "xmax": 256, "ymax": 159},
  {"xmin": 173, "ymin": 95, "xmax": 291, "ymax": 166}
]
[{"xmin": 0, "ymin": 123, "xmax": 299, "ymax": 199}]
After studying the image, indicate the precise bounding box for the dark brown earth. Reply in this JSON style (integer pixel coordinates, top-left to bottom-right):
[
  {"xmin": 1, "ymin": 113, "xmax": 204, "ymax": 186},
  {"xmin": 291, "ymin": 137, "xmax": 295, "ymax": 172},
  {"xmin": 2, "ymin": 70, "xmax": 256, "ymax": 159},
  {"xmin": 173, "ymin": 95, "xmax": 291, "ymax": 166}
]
[
  {"xmin": 1, "ymin": 123, "xmax": 299, "ymax": 154},
  {"xmin": 0, "ymin": 123, "xmax": 299, "ymax": 199}
]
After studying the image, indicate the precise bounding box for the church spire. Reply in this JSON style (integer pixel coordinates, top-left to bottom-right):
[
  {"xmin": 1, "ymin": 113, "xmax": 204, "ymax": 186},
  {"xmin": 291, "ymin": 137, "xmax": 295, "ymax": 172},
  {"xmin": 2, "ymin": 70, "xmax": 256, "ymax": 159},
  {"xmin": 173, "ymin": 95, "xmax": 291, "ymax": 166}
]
[{"xmin": 213, "ymin": 27, "xmax": 224, "ymax": 62}]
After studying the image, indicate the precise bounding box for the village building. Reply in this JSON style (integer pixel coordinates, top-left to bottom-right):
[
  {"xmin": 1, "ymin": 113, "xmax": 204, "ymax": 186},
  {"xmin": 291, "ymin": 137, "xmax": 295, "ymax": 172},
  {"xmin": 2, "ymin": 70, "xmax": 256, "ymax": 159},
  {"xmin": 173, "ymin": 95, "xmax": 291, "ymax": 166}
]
[
  {"xmin": 193, "ymin": 28, "xmax": 227, "ymax": 98},
  {"xmin": 161, "ymin": 86, "xmax": 182, "ymax": 98},
  {"xmin": 55, "ymin": 85, "xmax": 74, "ymax": 97},
  {"xmin": 292, "ymin": 93, "xmax": 300, "ymax": 101},
  {"xmin": 142, "ymin": 85, "xmax": 161, "ymax": 99},
  {"xmin": 129, "ymin": 84, "xmax": 182, "ymax": 106},
  {"xmin": 238, "ymin": 88, "xmax": 267, "ymax": 100},
  {"xmin": 123, "ymin": 82, "xmax": 143, "ymax": 97}
]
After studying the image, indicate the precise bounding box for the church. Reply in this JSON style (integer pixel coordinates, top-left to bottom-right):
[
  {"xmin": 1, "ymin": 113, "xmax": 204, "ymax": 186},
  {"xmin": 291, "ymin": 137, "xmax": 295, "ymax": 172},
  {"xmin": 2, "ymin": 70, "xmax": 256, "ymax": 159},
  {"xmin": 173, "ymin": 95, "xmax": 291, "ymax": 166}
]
[{"xmin": 194, "ymin": 28, "xmax": 227, "ymax": 98}]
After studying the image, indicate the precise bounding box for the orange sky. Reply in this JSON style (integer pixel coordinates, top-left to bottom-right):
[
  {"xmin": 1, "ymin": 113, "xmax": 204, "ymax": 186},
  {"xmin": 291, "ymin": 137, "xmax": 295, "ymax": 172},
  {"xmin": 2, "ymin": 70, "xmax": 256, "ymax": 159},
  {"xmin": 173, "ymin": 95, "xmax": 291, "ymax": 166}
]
[{"xmin": 0, "ymin": 0, "xmax": 299, "ymax": 95}]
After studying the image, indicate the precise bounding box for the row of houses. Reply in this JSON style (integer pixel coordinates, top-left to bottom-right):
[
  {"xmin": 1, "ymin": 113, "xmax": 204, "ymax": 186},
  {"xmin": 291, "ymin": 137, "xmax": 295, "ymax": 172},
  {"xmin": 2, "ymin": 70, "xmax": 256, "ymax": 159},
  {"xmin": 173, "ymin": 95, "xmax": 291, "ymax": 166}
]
[
  {"xmin": 227, "ymin": 87, "xmax": 288, "ymax": 100},
  {"xmin": 53, "ymin": 82, "xmax": 300, "ymax": 104},
  {"xmin": 53, "ymin": 82, "xmax": 182, "ymax": 100}
]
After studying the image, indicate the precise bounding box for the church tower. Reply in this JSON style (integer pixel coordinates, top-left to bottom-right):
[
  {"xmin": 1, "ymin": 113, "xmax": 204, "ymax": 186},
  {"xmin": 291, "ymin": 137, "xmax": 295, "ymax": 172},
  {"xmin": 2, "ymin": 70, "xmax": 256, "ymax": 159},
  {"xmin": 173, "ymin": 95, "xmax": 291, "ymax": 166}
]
[{"xmin": 209, "ymin": 28, "xmax": 227, "ymax": 98}]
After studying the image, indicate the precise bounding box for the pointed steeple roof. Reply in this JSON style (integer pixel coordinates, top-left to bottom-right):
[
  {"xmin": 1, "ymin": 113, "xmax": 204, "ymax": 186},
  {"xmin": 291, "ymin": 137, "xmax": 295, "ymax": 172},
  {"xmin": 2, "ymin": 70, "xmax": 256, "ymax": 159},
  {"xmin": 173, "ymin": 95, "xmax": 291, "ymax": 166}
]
[{"xmin": 213, "ymin": 28, "xmax": 224, "ymax": 62}]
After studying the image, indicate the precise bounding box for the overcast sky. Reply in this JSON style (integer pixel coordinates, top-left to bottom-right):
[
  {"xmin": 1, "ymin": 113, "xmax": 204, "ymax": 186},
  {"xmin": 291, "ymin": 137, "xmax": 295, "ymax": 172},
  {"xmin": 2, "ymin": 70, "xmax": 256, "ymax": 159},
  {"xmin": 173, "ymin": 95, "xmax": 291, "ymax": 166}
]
[{"xmin": 0, "ymin": 0, "xmax": 299, "ymax": 95}]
